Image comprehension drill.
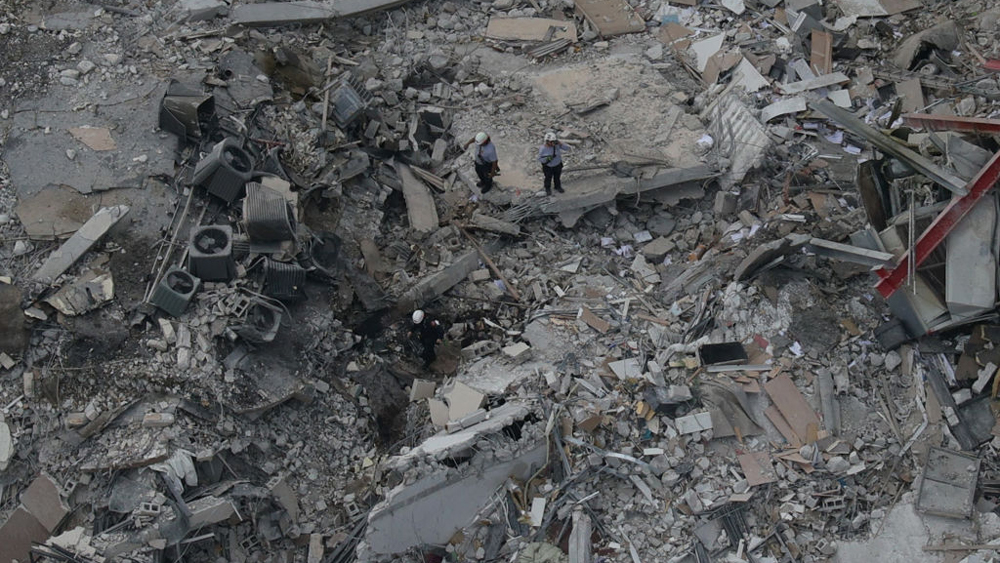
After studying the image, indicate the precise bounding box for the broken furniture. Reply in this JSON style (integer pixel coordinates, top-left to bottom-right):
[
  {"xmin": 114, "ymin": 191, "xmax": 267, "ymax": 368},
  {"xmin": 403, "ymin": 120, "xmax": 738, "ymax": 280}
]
[
  {"xmin": 187, "ymin": 225, "xmax": 237, "ymax": 282},
  {"xmin": 192, "ymin": 138, "xmax": 254, "ymax": 203},
  {"xmin": 149, "ymin": 267, "xmax": 201, "ymax": 317}
]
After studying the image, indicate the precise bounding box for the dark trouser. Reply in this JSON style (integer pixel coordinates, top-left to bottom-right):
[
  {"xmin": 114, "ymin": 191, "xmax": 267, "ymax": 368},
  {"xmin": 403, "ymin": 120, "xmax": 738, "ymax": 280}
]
[
  {"xmin": 474, "ymin": 162, "xmax": 494, "ymax": 192},
  {"xmin": 542, "ymin": 163, "xmax": 563, "ymax": 193},
  {"xmin": 421, "ymin": 342, "xmax": 437, "ymax": 368}
]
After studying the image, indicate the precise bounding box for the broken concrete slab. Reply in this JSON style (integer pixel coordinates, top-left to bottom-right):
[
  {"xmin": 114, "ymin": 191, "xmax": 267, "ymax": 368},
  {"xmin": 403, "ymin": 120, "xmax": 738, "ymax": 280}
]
[
  {"xmin": 945, "ymin": 194, "xmax": 996, "ymax": 318},
  {"xmin": 230, "ymin": 0, "xmax": 412, "ymax": 26},
  {"xmin": 13, "ymin": 185, "xmax": 127, "ymax": 241},
  {"xmin": 485, "ymin": 17, "xmax": 577, "ymax": 42},
  {"xmin": 609, "ymin": 358, "xmax": 643, "ymax": 380},
  {"xmin": 409, "ymin": 379, "xmax": 436, "ymax": 401},
  {"xmin": 540, "ymin": 166, "xmax": 716, "ymax": 217},
  {"xmin": 365, "ymin": 443, "xmax": 546, "ymax": 557},
  {"xmin": 68, "ymin": 126, "xmax": 116, "ymax": 151},
  {"xmin": 675, "ymin": 411, "xmax": 713, "ymax": 434},
  {"xmin": 806, "ymin": 237, "xmax": 896, "ymax": 268},
  {"xmin": 896, "ymin": 78, "xmax": 925, "ymax": 113},
  {"xmin": 178, "ymin": 0, "xmax": 228, "ymax": 22},
  {"xmin": 7, "ymin": 85, "xmax": 174, "ymax": 197},
  {"xmin": 731, "ymin": 58, "xmax": 769, "ymax": 92},
  {"xmin": 469, "ymin": 212, "xmax": 520, "ymax": 236},
  {"xmin": 395, "ymin": 162, "xmax": 439, "ymax": 233},
  {"xmin": 916, "ymin": 447, "xmax": 979, "ymax": 518},
  {"xmin": 188, "ymin": 496, "xmax": 238, "ymax": 527},
  {"xmin": 446, "ymin": 382, "xmax": 485, "ymax": 421},
  {"xmin": 946, "ymin": 135, "xmax": 993, "ymax": 181},
  {"xmin": 32, "ymin": 205, "xmax": 130, "ymax": 284},
  {"xmin": 389, "ymin": 402, "xmax": 532, "ymax": 468},
  {"xmin": 734, "ymin": 234, "xmax": 811, "ymax": 280},
  {"xmin": 573, "ymin": 0, "xmax": 645, "ymax": 37},
  {"xmin": 833, "ymin": 0, "xmax": 921, "ymax": 17},
  {"xmin": 397, "ymin": 248, "xmax": 486, "ymax": 312}
]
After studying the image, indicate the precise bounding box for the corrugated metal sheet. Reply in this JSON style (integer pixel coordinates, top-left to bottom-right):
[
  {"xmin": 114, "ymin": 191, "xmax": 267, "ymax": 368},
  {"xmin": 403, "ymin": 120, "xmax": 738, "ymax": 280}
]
[{"xmin": 707, "ymin": 92, "xmax": 770, "ymax": 187}]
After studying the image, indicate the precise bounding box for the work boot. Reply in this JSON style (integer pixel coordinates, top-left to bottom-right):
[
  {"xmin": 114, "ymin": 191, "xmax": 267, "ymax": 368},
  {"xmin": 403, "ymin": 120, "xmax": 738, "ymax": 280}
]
[
  {"xmin": 545, "ymin": 188, "xmax": 552, "ymax": 196},
  {"xmin": 555, "ymin": 186, "xmax": 565, "ymax": 193}
]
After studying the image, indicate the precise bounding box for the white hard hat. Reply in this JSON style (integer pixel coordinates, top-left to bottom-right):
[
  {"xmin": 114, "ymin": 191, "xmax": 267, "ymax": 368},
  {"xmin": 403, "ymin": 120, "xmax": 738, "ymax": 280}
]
[
  {"xmin": 544, "ymin": 132, "xmax": 557, "ymax": 142},
  {"xmin": 412, "ymin": 310, "xmax": 425, "ymax": 324},
  {"xmin": 474, "ymin": 132, "xmax": 488, "ymax": 145}
]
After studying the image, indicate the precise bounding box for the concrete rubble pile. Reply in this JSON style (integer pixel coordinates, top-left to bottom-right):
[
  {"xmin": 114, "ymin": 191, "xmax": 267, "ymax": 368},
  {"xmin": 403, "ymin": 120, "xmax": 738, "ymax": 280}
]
[{"xmin": 3, "ymin": 0, "xmax": 1000, "ymax": 562}]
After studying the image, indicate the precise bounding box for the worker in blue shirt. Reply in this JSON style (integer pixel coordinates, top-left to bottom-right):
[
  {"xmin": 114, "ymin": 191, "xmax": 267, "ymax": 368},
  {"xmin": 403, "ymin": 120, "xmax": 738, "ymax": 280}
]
[
  {"xmin": 463, "ymin": 132, "xmax": 500, "ymax": 193},
  {"xmin": 538, "ymin": 132, "xmax": 570, "ymax": 195}
]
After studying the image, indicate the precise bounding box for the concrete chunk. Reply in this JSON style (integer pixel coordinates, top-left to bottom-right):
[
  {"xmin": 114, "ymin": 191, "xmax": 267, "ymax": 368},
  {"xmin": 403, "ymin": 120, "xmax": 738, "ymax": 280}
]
[
  {"xmin": 187, "ymin": 496, "xmax": 237, "ymax": 527},
  {"xmin": 675, "ymin": 411, "xmax": 713, "ymax": 434},
  {"xmin": 641, "ymin": 236, "xmax": 675, "ymax": 262},
  {"xmin": 447, "ymin": 382, "xmax": 485, "ymax": 420},
  {"xmin": 33, "ymin": 205, "xmax": 129, "ymax": 283},
  {"xmin": 0, "ymin": 421, "xmax": 12, "ymax": 471},
  {"xmin": 502, "ymin": 342, "xmax": 532, "ymax": 364},
  {"xmin": 409, "ymin": 379, "xmax": 436, "ymax": 401}
]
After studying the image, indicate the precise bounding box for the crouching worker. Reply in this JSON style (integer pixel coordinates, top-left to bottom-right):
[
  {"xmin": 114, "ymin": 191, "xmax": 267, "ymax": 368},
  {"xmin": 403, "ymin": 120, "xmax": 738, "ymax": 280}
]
[{"xmin": 408, "ymin": 309, "xmax": 444, "ymax": 369}]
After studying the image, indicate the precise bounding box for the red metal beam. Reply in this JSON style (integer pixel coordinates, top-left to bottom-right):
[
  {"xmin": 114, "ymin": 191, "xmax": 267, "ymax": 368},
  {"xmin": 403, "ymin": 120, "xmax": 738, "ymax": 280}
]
[
  {"xmin": 875, "ymin": 150, "xmax": 1000, "ymax": 298},
  {"xmin": 902, "ymin": 113, "xmax": 1000, "ymax": 134}
]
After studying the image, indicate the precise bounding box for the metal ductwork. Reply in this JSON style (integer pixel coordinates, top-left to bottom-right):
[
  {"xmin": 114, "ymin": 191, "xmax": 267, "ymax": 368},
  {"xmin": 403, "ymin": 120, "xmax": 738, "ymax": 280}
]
[
  {"xmin": 262, "ymin": 258, "xmax": 307, "ymax": 301},
  {"xmin": 150, "ymin": 267, "xmax": 201, "ymax": 317},
  {"xmin": 243, "ymin": 182, "xmax": 296, "ymax": 242},
  {"xmin": 193, "ymin": 138, "xmax": 254, "ymax": 203},
  {"xmin": 234, "ymin": 300, "xmax": 282, "ymax": 344}
]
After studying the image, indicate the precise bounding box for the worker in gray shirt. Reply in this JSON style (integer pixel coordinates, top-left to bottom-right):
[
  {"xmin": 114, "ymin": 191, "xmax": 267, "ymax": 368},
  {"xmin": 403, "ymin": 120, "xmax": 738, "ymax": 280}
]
[
  {"xmin": 463, "ymin": 131, "xmax": 500, "ymax": 193},
  {"xmin": 538, "ymin": 132, "xmax": 570, "ymax": 195}
]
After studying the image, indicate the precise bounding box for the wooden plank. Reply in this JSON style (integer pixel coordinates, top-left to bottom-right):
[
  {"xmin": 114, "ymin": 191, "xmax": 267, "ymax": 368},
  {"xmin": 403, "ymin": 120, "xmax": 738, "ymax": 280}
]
[
  {"xmin": 764, "ymin": 405, "xmax": 802, "ymax": 448},
  {"xmin": 810, "ymin": 30, "xmax": 833, "ymax": 75},
  {"xmin": 580, "ymin": 306, "xmax": 610, "ymax": 334},
  {"xmin": 738, "ymin": 452, "xmax": 778, "ymax": 486},
  {"xmin": 485, "ymin": 17, "xmax": 577, "ymax": 42},
  {"xmin": 395, "ymin": 162, "xmax": 439, "ymax": 233},
  {"xmin": 764, "ymin": 373, "xmax": 822, "ymax": 444},
  {"xmin": 574, "ymin": 0, "xmax": 645, "ymax": 37}
]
